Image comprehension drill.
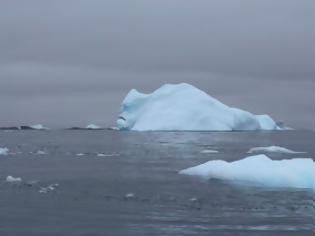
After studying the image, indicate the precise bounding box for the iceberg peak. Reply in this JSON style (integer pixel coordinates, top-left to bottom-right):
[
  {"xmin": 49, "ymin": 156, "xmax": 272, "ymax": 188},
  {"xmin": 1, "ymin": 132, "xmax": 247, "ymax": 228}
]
[{"xmin": 117, "ymin": 83, "xmax": 283, "ymax": 131}]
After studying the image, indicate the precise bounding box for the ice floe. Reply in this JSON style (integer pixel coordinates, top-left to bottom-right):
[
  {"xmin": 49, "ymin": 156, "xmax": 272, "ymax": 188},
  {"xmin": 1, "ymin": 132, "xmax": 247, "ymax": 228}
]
[
  {"xmin": 179, "ymin": 155, "xmax": 315, "ymax": 190},
  {"xmin": 39, "ymin": 183, "xmax": 59, "ymax": 194},
  {"xmin": 96, "ymin": 153, "xmax": 119, "ymax": 157},
  {"xmin": 76, "ymin": 153, "xmax": 85, "ymax": 157},
  {"xmin": 30, "ymin": 124, "xmax": 49, "ymax": 130},
  {"xmin": 248, "ymin": 146, "xmax": 306, "ymax": 154},
  {"xmin": 6, "ymin": 175, "xmax": 22, "ymax": 183},
  {"xmin": 35, "ymin": 150, "xmax": 48, "ymax": 155},
  {"xmin": 97, "ymin": 153, "xmax": 107, "ymax": 157},
  {"xmin": 117, "ymin": 83, "xmax": 283, "ymax": 131},
  {"xmin": 124, "ymin": 193, "xmax": 136, "ymax": 200},
  {"xmin": 0, "ymin": 147, "xmax": 9, "ymax": 155},
  {"xmin": 200, "ymin": 149, "xmax": 219, "ymax": 154}
]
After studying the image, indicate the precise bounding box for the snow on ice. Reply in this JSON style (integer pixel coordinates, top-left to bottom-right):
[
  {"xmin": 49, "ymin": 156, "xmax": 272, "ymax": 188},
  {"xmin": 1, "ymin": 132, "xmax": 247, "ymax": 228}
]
[
  {"xmin": 179, "ymin": 154, "xmax": 315, "ymax": 190},
  {"xmin": 117, "ymin": 83, "xmax": 283, "ymax": 131}
]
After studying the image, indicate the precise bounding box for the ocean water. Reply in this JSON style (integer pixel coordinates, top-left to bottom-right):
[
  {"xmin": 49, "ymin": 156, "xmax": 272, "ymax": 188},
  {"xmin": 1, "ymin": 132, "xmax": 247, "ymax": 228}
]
[{"xmin": 0, "ymin": 130, "xmax": 314, "ymax": 236}]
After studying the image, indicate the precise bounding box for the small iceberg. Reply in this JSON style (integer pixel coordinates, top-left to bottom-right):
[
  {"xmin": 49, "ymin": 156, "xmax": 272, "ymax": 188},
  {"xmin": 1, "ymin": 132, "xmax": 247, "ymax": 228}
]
[
  {"xmin": 179, "ymin": 155, "xmax": 315, "ymax": 190},
  {"xmin": 248, "ymin": 146, "xmax": 306, "ymax": 154},
  {"xmin": 0, "ymin": 147, "xmax": 9, "ymax": 155},
  {"xmin": 117, "ymin": 83, "xmax": 283, "ymax": 131},
  {"xmin": 200, "ymin": 149, "xmax": 219, "ymax": 154},
  {"xmin": 6, "ymin": 175, "xmax": 22, "ymax": 183}
]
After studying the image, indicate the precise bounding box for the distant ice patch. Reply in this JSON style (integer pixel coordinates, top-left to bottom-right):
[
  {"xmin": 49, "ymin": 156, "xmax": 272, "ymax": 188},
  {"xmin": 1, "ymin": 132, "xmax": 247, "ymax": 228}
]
[
  {"xmin": 97, "ymin": 153, "xmax": 119, "ymax": 157},
  {"xmin": 86, "ymin": 124, "xmax": 102, "ymax": 129},
  {"xmin": 0, "ymin": 147, "xmax": 9, "ymax": 155},
  {"xmin": 76, "ymin": 153, "xmax": 85, "ymax": 157},
  {"xmin": 6, "ymin": 175, "xmax": 22, "ymax": 183},
  {"xmin": 108, "ymin": 126, "xmax": 119, "ymax": 131},
  {"xmin": 117, "ymin": 83, "xmax": 283, "ymax": 131},
  {"xmin": 124, "ymin": 193, "xmax": 136, "ymax": 200},
  {"xmin": 179, "ymin": 155, "xmax": 315, "ymax": 190},
  {"xmin": 35, "ymin": 150, "xmax": 48, "ymax": 155},
  {"xmin": 248, "ymin": 146, "xmax": 306, "ymax": 154},
  {"xmin": 200, "ymin": 149, "xmax": 219, "ymax": 154},
  {"xmin": 97, "ymin": 153, "xmax": 106, "ymax": 157},
  {"xmin": 39, "ymin": 183, "xmax": 59, "ymax": 194},
  {"xmin": 30, "ymin": 124, "xmax": 49, "ymax": 130}
]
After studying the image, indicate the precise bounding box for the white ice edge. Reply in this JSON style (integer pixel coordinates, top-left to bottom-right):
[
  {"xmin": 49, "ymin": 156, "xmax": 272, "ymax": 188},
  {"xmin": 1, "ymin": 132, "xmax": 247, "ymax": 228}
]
[
  {"xmin": 200, "ymin": 149, "xmax": 219, "ymax": 154},
  {"xmin": 6, "ymin": 175, "xmax": 22, "ymax": 183},
  {"xmin": 248, "ymin": 146, "xmax": 306, "ymax": 154}
]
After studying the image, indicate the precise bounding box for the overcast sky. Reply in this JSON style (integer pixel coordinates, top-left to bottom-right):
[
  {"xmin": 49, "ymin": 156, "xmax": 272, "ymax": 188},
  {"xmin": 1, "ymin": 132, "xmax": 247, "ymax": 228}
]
[{"xmin": 0, "ymin": 0, "xmax": 314, "ymax": 129}]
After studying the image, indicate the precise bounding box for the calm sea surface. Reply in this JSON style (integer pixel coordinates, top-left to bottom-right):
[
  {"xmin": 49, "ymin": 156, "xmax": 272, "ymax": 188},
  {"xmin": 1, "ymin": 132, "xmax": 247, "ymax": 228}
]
[{"xmin": 0, "ymin": 130, "xmax": 314, "ymax": 236}]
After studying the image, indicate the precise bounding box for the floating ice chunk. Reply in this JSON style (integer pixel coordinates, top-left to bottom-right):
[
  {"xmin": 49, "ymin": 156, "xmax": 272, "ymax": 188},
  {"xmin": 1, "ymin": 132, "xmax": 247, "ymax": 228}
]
[
  {"xmin": 36, "ymin": 150, "xmax": 48, "ymax": 155},
  {"xmin": 97, "ymin": 153, "xmax": 119, "ymax": 157},
  {"xmin": 6, "ymin": 175, "xmax": 22, "ymax": 183},
  {"xmin": 200, "ymin": 149, "xmax": 219, "ymax": 154},
  {"xmin": 86, "ymin": 124, "xmax": 102, "ymax": 129},
  {"xmin": 248, "ymin": 146, "xmax": 306, "ymax": 154},
  {"xmin": 30, "ymin": 124, "xmax": 49, "ymax": 130},
  {"xmin": 76, "ymin": 153, "xmax": 85, "ymax": 157},
  {"xmin": 189, "ymin": 197, "xmax": 199, "ymax": 202},
  {"xmin": 97, "ymin": 153, "xmax": 106, "ymax": 157},
  {"xmin": 124, "ymin": 193, "xmax": 136, "ymax": 200},
  {"xmin": 179, "ymin": 155, "xmax": 315, "ymax": 190},
  {"xmin": 0, "ymin": 147, "xmax": 9, "ymax": 155},
  {"xmin": 117, "ymin": 83, "xmax": 282, "ymax": 131},
  {"xmin": 39, "ymin": 183, "xmax": 59, "ymax": 194}
]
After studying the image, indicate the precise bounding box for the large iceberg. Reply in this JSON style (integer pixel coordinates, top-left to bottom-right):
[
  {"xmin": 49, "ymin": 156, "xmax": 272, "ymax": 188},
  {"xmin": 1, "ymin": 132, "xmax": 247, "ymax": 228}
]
[
  {"xmin": 179, "ymin": 155, "xmax": 315, "ymax": 190},
  {"xmin": 117, "ymin": 83, "xmax": 282, "ymax": 131}
]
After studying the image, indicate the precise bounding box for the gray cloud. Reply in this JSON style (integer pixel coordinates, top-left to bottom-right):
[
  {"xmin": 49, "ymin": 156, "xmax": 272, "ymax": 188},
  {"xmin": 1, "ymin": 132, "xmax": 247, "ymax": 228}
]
[{"xmin": 0, "ymin": 0, "xmax": 314, "ymax": 129}]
